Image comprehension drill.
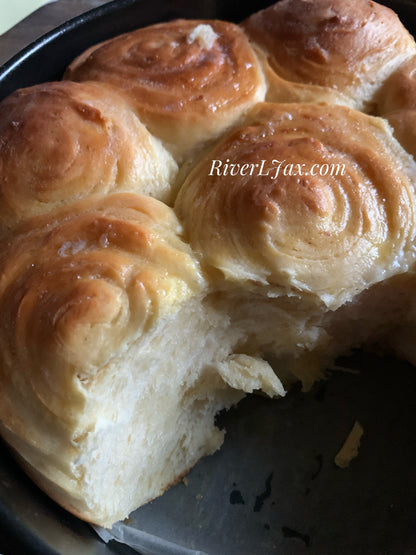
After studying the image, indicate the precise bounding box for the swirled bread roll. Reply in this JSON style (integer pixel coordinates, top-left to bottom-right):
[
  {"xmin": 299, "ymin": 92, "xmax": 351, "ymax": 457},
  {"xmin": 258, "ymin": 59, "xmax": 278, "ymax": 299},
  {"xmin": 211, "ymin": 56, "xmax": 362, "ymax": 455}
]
[
  {"xmin": 0, "ymin": 192, "xmax": 283, "ymax": 526},
  {"xmin": 64, "ymin": 19, "xmax": 266, "ymax": 160},
  {"xmin": 175, "ymin": 102, "xmax": 416, "ymax": 309},
  {"xmin": 385, "ymin": 110, "xmax": 416, "ymax": 160},
  {"xmin": 242, "ymin": 0, "xmax": 416, "ymax": 111},
  {"xmin": 377, "ymin": 55, "xmax": 416, "ymax": 114},
  {"xmin": 376, "ymin": 56, "xmax": 416, "ymax": 159},
  {"xmin": 0, "ymin": 81, "xmax": 177, "ymax": 233},
  {"xmin": 244, "ymin": 44, "xmax": 354, "ymax": 109}
]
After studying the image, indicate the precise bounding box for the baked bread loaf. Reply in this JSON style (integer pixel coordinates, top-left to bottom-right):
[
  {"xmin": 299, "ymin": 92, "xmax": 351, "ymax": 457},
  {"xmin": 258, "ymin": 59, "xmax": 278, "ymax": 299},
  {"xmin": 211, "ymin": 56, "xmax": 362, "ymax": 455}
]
[{"xmin": 0, "ymin": 0, "xmax": 416, "ymax": 529}]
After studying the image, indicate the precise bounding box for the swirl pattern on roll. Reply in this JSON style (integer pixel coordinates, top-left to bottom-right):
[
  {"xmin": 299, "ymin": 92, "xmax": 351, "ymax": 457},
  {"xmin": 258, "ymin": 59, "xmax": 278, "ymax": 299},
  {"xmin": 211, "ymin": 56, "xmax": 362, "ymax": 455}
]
[
  {"xmin": 377, "ymin": 55, "xmax": 416, "ymax": 114},
  {"xmin": 0, "ymin": 193, "xmax": 203, "ymax": 424},
  {"xmin": 65, "ymin": 19, "xmax": 266, "ymax": 160},
  {"xmin": 385, "ymin": 110, "xmax": 416, "ymax": 160},
  {"xmin": 175, "ymin": 102, "xmax": 416, "ymax": 308},
  {"xmin": 0, "ymin": 81, "xmax": 177, "ymax": 233},
  {"xmin": 242, "ymin": 0, "xmax": 416, "ymax": 111},
  {"xmin": 377, "ymin": 56, "xmax": 416, "ymax": 160}
]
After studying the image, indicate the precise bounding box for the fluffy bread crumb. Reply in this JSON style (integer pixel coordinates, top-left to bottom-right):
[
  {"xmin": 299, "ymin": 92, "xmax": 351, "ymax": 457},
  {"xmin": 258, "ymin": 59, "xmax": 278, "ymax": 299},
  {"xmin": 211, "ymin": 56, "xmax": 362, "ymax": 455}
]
[{"xmin": 334, "ymin": 421, "xmax": 364, "ymax": 469}]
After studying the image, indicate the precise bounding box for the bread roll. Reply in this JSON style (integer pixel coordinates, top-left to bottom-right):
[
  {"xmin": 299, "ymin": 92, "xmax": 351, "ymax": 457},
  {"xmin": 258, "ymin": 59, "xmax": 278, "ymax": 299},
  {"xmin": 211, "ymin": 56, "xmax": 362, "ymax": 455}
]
[
  {"xmin": 0, "ymin": 81, "xmax": 177, "ymax": 233},
  {"xmin": 376, "ymin": 56, "xmax": 416, "ymax": 160},
  {"xmin": 242, "ymin": 0, "xmax": 416, "ymax": 111},
  {"xmin": 175, "ymin": 102, "xmax": 416, "ymax": 310},
  {"xmin": 0, "ymin": 191, "xmax": 284, "ymax": 525},
  {"xmin": 377, "ymin": 55, "xmax": 416, "ymax": 114},
  {"xmin": 384, "ymin": 110, "xmax": 416, "ymax": 160},
  {"xmin": 364, "ymin": 53, "xmax": 416, "ymax": 359},
  {"xmin": 65, "ymin": 19, "xmax": 266, "ymax": 161}
]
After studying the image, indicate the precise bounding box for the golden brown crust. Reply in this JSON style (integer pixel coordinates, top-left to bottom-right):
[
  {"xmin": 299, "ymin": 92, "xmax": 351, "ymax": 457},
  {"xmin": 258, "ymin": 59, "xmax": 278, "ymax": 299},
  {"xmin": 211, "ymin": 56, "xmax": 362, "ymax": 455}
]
[
  {"xmin": 64, "ymin": 19, "xmax": 266, "ymax": 160},
  {"xmin": 250, "ymin": 43, "xmax": 354, "ymax": 108},
  {"xmin": 0, "ymin": 81, "xmax": 177, "ymax": 233},
  {"xmin": 242, "ymin": 0, "xmax": 416, "ymax": 110},
  {"xmin": 3, "ymin": 442, "xmax": 93, "ymax": 524},
  {"xmin": 376, "ymin": 56, "xmax": 416, "ymax": 160},
  {"xmin": 385, "ymin": 109, "xmax": 416, "ymax": 159},
  {"xmin": 0, "ymin": 193, "xmax": 203, "ymax": 426},
  {"xmin": 175, "ymin": 102, "xmax": 416, "ymax": 308},
  {"xmin": 377, "ymin": 55, "xmax": 416, "ymax": 114}
]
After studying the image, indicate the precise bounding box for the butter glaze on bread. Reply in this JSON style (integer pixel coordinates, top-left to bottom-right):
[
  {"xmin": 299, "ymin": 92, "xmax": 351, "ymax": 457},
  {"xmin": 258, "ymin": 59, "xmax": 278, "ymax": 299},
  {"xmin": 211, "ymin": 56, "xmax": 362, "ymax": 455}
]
[
  {"xmin": 0, "ymin": 81, "xmax": 177, "ymax": 232},
  {"xmin": 378, "ymin": 54, "xmax": 416, "ymax": 114},
  {"xmin": 1, "ymin": 0, "xmax": 416, "ymax": 529},
  {"xmin": 377, "ymin": 56, "xmax": 416, "ymax": 159},
  {"xmin": 0, "ymin": 193, "xmax": 285, "ymax": 525},
  {"xmin": 175, "ymin": 102, "xmax": 416, "ymax": 309},
  {"xmin": 65, "ymin": 19, "xmax": 266, "ymax": 161},
  {"xmin": 242, "ymin": 0, "xmax": 416, "ymax": 111}
]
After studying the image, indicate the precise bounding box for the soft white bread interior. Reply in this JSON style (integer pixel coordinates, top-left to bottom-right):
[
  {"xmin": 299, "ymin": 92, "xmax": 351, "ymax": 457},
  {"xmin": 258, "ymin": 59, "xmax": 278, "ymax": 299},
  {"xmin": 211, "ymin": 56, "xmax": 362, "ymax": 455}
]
[
  {"xmin": 0, "ymin": 192, "xmax": 283, "ymax": 526},
  {"xmin": 1, "ymin": 0, "xmax": 416, "ymax": 530}
]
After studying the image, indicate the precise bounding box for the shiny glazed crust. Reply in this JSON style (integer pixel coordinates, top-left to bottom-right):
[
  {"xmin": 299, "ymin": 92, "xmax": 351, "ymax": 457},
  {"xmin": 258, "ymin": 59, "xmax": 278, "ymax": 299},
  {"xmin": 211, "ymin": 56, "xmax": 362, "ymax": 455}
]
[
  {"xmin": 0, "ymin": 0, "xmax": 416, "ymax": 528},
  {"xmin": 242, "ymin": 0, "xmax": 416, "ymax": 110},
  {"xmin": 377, "ymin": 55, "xmax": 416, "ymax": 159},
  {"xmin": 65, "ymin": 19, "xmax": 266, "ymax": 160},
  {"xmin": 175, "ymin": 102, "xmax": 416, "ymax": 309},
  {"xmin": 0, "ymin": 81, "xmax": 177, "ymax": 232}
]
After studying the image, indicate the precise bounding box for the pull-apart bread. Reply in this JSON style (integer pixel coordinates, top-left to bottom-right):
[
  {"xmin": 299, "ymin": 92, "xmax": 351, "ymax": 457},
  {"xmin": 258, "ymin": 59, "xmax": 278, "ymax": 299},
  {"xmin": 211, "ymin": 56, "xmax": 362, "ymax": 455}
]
[{"xmin": 0, "ymin": 0, "xmax": 416, "ymax": 528}]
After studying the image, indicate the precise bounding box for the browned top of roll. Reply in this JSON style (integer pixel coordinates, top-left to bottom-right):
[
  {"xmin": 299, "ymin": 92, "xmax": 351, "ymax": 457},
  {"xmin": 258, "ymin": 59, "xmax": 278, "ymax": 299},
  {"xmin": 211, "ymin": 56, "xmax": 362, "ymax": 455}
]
[
  {"xmin": 175, "ymin": 102, "xmax": 416, "ymax": 308},
  {"xmin": 0, "ymin": 193, "xmax": 203, "ymax": 428},
  {"xmin": 376, "ymin": 55, "xmax": 416, "ymax": 159},
  {"xmin": 386, "ymin": 109, "xmax": 416, "ymax": 160},
  {"xmin": 64, "ymin": 19, "xmax": 266, "ymax": 160},
  {"xmin": 378, "ymin": 55, "xmax": 416, "ymax": 114},
  {"xmin": 242, "ymin": 0, "xmax": 415, "ymax": 108},
  {"xmin": 0, "ymin": 81, "xmax": 177, "ymax": 233}
]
